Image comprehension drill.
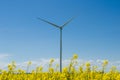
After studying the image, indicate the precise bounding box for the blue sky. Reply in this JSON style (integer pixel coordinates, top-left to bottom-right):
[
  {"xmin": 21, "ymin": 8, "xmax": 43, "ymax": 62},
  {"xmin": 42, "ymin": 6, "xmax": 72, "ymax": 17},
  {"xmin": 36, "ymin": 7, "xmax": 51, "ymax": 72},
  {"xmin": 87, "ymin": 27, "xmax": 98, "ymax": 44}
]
[{"xmin": 0, "ymin": 0, "xmax": 120, "ymax": 64}]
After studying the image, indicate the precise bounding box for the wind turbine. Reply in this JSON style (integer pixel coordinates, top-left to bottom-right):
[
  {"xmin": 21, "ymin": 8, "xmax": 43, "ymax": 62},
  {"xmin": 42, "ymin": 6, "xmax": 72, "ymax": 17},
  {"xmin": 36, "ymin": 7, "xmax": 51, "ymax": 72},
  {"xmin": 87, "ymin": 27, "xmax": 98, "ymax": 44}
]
[{"xmin": 37, "ymin": 17, "xmax": 74, "ymax": 72}]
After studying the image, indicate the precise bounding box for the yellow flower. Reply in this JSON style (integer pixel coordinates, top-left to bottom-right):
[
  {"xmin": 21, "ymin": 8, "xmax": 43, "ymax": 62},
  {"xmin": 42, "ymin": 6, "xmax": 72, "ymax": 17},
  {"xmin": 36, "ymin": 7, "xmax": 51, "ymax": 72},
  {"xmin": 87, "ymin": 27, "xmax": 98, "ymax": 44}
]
[
  {"xmin": 62, "ymin": 67, "xmax": 68, "ymax": 73},
  {"xmin": 102, "ymin": 60, "xmax": 108, "ymax": 67},
  {"xmin": 0, "ymin": 54, "xmax": 119, "ymax": 80},
  {"xmin": 50, "ymin": 58, "xmax": 54, "ymax": 63},
  {"xmin": 72, "ymin": 54, "xmax": 78, "ymax": 59},
  {"xmin": 28, "ymin": 61, "xmax": 32, "ymax": 65},
  {"xmin": 85, "ymin": 62, "xmax": 91, "ymax": 67}
]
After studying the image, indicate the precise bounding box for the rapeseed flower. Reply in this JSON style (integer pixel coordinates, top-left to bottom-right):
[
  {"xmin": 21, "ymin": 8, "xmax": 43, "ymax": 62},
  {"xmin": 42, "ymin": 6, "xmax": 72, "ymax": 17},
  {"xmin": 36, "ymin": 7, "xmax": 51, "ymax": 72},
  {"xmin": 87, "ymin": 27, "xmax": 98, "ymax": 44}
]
[{"xmin": 0, "ymin": 54, "xmax": 119, "ymax": 80}]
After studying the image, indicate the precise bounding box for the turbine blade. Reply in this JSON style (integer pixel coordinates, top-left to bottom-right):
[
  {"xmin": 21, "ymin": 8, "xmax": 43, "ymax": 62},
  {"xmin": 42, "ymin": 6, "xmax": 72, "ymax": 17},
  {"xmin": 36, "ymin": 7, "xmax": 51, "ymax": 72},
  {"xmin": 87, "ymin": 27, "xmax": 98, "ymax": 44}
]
[
  {"xmin": 37, "ymin": 18, "xmax": 60, "ymax": 29},
  {"xmin": 61, "ymin": 17, "xmax": 75, "ymax": 28}
]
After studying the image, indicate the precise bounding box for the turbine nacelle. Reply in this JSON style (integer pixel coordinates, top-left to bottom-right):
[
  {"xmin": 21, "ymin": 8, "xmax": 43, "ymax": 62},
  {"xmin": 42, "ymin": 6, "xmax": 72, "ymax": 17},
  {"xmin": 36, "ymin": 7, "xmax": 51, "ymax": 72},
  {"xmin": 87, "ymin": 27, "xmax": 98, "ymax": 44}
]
[{"xmin": 37, "ymin": 17, "xmax": 74, "ymax": 30}]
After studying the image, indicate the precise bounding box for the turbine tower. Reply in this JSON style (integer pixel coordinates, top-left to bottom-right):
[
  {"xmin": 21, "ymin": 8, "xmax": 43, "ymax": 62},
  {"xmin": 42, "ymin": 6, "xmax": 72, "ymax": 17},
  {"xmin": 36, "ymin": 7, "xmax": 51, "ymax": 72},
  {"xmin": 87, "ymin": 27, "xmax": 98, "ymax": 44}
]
[{"xmin": 37, "ymin": 17, "xmax": 74, "ymax": 72}]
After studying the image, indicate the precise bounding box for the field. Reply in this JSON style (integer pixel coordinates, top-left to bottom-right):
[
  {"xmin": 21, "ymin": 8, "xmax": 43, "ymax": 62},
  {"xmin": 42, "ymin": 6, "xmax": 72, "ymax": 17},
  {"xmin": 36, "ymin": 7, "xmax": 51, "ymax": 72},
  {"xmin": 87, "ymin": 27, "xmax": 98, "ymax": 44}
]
[{"xmin": 0, "ymin": 54, "xmax": 120, "ymax": 80}]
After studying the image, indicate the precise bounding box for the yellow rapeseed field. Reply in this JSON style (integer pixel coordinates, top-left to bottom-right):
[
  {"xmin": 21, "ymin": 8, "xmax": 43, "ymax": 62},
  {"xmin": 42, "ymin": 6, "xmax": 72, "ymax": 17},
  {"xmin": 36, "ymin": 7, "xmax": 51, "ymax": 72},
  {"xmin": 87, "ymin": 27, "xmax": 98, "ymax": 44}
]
[{"xmin": 0, "ymin": 54, "xmax": 120, "ymax": 80}]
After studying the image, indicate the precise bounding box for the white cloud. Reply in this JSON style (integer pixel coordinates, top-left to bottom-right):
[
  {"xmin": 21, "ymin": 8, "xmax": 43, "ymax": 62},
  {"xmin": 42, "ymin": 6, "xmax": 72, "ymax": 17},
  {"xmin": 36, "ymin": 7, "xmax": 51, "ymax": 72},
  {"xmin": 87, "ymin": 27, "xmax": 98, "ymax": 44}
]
[
  {"xmin": 0, "ymin": 57, "xmax": 120, "ymax": 72},
  {"xmin": 13, "ymin": 59, "xmax": 120, "ymax": 72},
  {"xmin": 0, "ymin": 54, "xmax": 10, "ymax": 59},
  {"xmin": 0, "ymin": 54, "xmax": 10, "ymax": 69}
]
